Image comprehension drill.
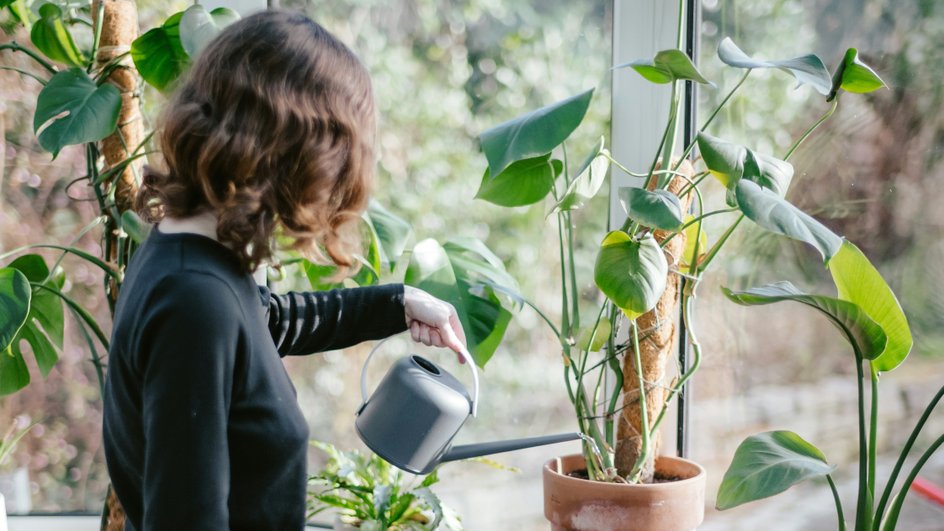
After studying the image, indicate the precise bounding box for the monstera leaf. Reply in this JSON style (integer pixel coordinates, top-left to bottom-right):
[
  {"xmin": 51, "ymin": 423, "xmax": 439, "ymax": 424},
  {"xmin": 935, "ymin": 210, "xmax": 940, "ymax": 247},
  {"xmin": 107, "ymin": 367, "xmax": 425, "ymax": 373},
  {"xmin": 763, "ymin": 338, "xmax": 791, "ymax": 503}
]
[
  {"xmin": 365, "ymin": 200, "xmax": 412, "ymax": 271},
  {"xmin": 717, "ymin": 37, "xmax": 831, "ymax": 95},
  {"xmin": 404, "ymin": 238, "xmax": 517, "ymax": 367},
  {"xmin": 132, "ymin": 11, "xmax": 190, "ymax": 92},
  {"xmin": 828, "ymin": 48, "xmax": 886, "ymax": 102},
  {"xmin": 696, "ymin": 133, "xmax": 794, "ymax": 196},
  {"xmin": 30, "ymin": 3, "xmax": 85, "ymax": 67},
  {"xmin": 476, "ymin": 154, "xmax": 562, "ymax": 207},
  {"xmin": 479, "ymin": 89, "xmax": 593, "ymax": 177},
  {"xmin": 551, "ymin": 138, "xmax": 610, "ymax": 213},
  {"xmin": 179, "ymin": 4, "xmax": 240, "ymax": 58},
  {"xmin": 594, "ymin": 231, "xmax": 667, "ymax": 320},
  {"xmin": 33, "ymin": 69, "xmax": 121, "ymax": 157},
  {"xmin": 618, "ymin": 49, "xmax": 713, "ymax": 85},
  {"xmin": 619, "ymin": 188, "xmax": 684, "ymax": 230}
]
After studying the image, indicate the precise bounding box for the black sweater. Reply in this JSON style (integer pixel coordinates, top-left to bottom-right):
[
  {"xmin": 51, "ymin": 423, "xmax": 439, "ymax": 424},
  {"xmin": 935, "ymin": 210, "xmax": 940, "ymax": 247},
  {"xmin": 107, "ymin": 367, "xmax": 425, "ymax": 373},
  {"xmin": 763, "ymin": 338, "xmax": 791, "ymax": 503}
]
[{"xmin": 103, "ymin": 228, "xmax": 407, "ymax": 531}]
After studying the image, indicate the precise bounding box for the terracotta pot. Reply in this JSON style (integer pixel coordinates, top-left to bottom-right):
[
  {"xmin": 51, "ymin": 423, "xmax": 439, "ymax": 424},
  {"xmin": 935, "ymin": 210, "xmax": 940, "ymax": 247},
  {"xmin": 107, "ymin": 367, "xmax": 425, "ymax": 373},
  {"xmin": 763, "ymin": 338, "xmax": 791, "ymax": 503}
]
[{"xmin": 543, "ymin": 454, "xmax": 705, "ymax": 531}]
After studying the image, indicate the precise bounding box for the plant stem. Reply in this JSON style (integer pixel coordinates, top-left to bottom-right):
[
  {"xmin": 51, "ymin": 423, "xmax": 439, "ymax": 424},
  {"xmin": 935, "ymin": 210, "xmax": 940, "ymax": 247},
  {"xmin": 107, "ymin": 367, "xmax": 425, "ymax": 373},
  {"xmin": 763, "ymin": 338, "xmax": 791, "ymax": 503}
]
[
  {"xmin": 0, "ymin": 65, "xmax": 47, "ymax": 85},
  {"xmin": 854, "ymin": 354, "xmax": 872, "ymax": 530},
  {"xmin": 880, "ymin": 433, "xmax": 944, "ymax": 530},
  {"xmin": 557, "ymin": 212, "xmax": 571, "ymax": 338},
  {"xmin": 649, "ymin": 285, "xmax": 702, "ymax": 435},
  {"xmin": 627, "ymin": 319, "xmax": 651, "ymax": 483},
  {"xmin": 827, "ymin": 474, "xmax": 847, "ymax": 531},
  {"xmin": 783, "ymin": 99, "xmax": 838, "ymax": 162},
  {"xmin": 869, "ymin": 365, "xmax": 879, "ymax": 509},
  {"xmin": 873, "ymin": 383, "xmax": 943, "ymax": 529},
  {"xmin": 0, "ymin": 42, "xmax": 57, "ymax": 74},
  {"xmin": 698, "ymin": 214, "xmax": 744, "ymax": 271}
]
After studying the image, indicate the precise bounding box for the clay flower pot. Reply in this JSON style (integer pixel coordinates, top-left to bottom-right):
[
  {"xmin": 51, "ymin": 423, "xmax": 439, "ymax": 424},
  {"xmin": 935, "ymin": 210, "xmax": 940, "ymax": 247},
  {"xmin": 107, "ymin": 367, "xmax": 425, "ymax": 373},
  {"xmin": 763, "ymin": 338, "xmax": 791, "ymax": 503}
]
[{"xmin": 543, "ymin": 454, "xmax": 705, "ymax": 531}]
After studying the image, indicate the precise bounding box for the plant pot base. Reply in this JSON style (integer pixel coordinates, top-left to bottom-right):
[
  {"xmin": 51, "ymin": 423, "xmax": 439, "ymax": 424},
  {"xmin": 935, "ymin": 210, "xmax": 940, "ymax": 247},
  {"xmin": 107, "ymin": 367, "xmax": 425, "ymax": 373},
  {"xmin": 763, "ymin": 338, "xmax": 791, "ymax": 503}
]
[{"xmin": 543, "ymin": 454, "xmax": 705, "ymax": 531}]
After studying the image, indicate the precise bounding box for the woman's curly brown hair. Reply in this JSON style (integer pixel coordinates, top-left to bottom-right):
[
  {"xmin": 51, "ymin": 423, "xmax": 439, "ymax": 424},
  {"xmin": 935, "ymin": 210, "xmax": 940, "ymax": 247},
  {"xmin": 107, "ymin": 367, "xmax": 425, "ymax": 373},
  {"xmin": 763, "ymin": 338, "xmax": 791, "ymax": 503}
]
[{"xmin": 135, "ymin": 10, "xmax": 375, "ymax": 274}]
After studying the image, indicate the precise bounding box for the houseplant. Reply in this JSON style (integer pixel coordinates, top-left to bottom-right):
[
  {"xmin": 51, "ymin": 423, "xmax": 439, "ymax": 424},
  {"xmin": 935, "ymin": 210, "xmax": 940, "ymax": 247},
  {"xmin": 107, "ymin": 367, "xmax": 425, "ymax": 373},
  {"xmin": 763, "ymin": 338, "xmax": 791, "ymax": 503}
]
[
  {"xmin": 307, "ymin": 441, "xmax": 463, "ymax": 531},
  {"xmin": 472, "ymin": 3, "xmax": 897, "ymax": 528}
]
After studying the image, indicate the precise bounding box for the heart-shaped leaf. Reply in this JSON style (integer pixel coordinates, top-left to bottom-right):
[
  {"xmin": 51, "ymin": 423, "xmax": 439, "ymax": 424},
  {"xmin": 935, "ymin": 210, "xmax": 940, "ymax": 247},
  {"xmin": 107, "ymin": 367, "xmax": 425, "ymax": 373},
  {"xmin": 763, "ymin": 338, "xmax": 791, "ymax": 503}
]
[
  {"xmin": 550, "ymin": 138, "xmax": 610, "ymax": 213},
  {"xmin": 827, "ymin": 241, "xmax": 912, "ymax": 372},
  {"xmin": 131, "ymin": 11, "xmax": 190, "ymax": 92},
  {"xmin": 475, "ymin": 154, "xmax": 562, "ymax": 207},
  {"xmin": 697, "ymin": 133, "xmax": 794, "ymax": 196},
  {"xmin": 717, "ymin": 37, "xmax": 831, "ymax": 95},
  {"xmin": 479, "ymin": 89, "xmax": 593, "ymax": 177},
  {"xmin": 828, "ymin": 48, "xmax": 886, "ymax": 102},
  {"xmin": 717, "ymin": 430, "xmax": 834, "ymax": 510},
  {"xmin": 594, "ymin": 231, "xmax": 667, "ymax": 320},
  {"xmin": 619, "ymin": 49, "xmax": 713, "ymax": 85},
  {"xmin": 405, "ymin": 238, "xmax": 516, "ymax": 367},
  {"xmin": 735, "ymin": 180, "xmax": 842, "ymax": 262},
  {"xmin": 681, "ymin": 214, "xmax": 708, "ymax": 274},
  {"xmin": 365, "ymin": 200, "xmax": 412, "ymax": 271},
  {"xmin": 30, "ymin": 3, "xmax": 86, "ymax": 67},
  {"xmin": 0, "ymin": 267, "xmax": 31, "ymax": 355},
  {"xmin": 576, "ymin": 318, "xmax": 611, "ymax": 352},
  {"xmin": 33, "ymin": 68, "xmax": 121, "ymax": 157},
  {"xmin": 619, "ymin": 188, "xmax": 684, "ymax": 230},
  {"xmin": 722, "ymin": 281, "xmax": 887, "ymax": 360},
  {"xmin": 179, "ymin": 5, "xmax": 241, "ymax": 58}
]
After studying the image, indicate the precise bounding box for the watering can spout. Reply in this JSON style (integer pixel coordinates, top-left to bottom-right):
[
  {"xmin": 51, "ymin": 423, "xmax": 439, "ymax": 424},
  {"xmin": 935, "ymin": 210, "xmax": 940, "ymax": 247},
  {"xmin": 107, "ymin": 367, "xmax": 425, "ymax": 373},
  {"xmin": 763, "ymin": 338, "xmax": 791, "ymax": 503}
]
[{"xmin": 441, "ymin": 432, "xmax": 581, "ymax": 463}]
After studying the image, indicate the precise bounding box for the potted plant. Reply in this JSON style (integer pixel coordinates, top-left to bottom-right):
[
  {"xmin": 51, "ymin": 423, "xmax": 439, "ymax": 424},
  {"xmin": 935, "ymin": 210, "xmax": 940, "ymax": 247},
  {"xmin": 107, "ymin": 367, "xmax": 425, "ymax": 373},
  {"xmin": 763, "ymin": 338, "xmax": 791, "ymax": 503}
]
[
  {"xmin": 472, "ymin": 6, "xmax": 896, "ymax": 529},
  {"xmin": 307, "ymin": 441, "xmax": 464, "ymax": 530}
]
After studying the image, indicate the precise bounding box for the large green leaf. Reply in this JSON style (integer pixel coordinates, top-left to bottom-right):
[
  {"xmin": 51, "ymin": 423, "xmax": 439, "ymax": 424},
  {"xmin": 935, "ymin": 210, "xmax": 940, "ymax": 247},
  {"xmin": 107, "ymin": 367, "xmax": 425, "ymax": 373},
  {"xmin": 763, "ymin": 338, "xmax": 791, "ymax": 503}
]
[
  {"xmin": 717, "ymin": 37, "xmax": 831, "ymax": 95},
  {"xmin": 828, "ymin": 48, "xmax": 886, "ymax": 102},
  {"xmin": 827, "ymin": 241, "xmax": 912, "ymax": 372},
  {"xmin": 6, "ymin": 255, "xmax": 64, "ymax": 380},
  {"xmin": 365, "ymin": 200, "xmax": 412, "ymax": 271},
  {"xmin": 717, "ymin": 431, "xmax": 834, "ymax": 510},
  {"xmin": 30, "ymin": 3, "xmax": 86, "ymax": 68},
  {"xmin": 722, "ymin": 281, "xmax": 887, "ymax": 360},
  {"xmin": 0, "ymin": 268, "xmax": 30, "ymax": 354},
  {"xmin": 179, "ymin": 5, "xmax": 240, "ymax": 58},
  {"xmin": 735, "ymin": 180, "xmax": 842, "ymax": 262},
  {"xmin": 550, "ymin": 138, "xmax": 610, "ymax": 213},
  {"xmin": 696, "ymin": 133, "xmax": 794, "ymax": 196},
  {"xmin": 618, "ymin": 188, "xmax": 683, "ymax": 230},
  {"xmin": 619, "ymin": 49, "xmax": 713, "ymax": 85},
  {"xmin": 479, "ymin": 89, "xmax": 593, "ymax": 177},
  {"xmin": 475, "ymin": 154, "xmax": 562, "ymax": 207},
  {"xmin": 3, "ymin": 0, "xmax": 31, "ymax": 25},
  {"xmin": 33, "ymin": 68, "xmax": 121, "ymax": 157},
  {"xmin": 594, "ymin": 231, "xmax": 667, "ymax": 320},
  {"xmin": 404, "ymin": 238, "xmax": 515, "ymax": 367},
  {"xmin": 131, "ymin": 11, "xmax": 190, "ymax": 92}
]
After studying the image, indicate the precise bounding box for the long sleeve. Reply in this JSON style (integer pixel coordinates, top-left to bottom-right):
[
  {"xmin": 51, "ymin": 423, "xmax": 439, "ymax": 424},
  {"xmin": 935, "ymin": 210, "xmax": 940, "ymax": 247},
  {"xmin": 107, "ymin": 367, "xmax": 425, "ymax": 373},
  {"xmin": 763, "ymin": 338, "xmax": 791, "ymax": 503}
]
[
  {"xmin": 137, "ymin": 272, "xmax": 243, "ymax": 530},
  {"xmin": 262, "ymin": 283, "xmax": 407, "ymax": 356}
]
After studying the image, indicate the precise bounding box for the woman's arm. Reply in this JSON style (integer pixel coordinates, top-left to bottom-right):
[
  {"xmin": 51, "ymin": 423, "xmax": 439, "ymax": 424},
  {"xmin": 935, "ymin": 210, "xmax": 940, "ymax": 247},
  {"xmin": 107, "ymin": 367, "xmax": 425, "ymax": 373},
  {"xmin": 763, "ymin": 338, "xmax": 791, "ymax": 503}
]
[{"xmin": 262, "ymin": 283, "xmax": 408, "ymax": 356}]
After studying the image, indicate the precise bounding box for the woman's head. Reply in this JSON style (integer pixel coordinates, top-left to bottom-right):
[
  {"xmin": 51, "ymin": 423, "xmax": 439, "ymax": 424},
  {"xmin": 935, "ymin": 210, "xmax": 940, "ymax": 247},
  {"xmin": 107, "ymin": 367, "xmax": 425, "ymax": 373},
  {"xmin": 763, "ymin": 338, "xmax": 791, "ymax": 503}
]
[{"xmin": 136, "ymin": 10, "xmax": 375, "ymax": 273}]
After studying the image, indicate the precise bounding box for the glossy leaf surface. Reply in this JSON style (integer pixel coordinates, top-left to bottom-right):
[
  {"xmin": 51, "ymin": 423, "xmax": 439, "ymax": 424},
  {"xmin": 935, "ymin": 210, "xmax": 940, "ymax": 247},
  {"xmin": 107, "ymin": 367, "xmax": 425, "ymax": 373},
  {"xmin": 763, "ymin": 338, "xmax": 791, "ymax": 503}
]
[
  {"xmin": 551, "ymin": 138, "xmax": 610, "ymax": 213},
  {"xmin": 827, "ymin": 241, "xmax": 912, "ymax": 372},
  {"xmin": 717, "ymin": 431, "xmax": 834, "ymax": 510},
  {"xmin": 476, "ymin": 155, "xmax": 561, "ymax": 207},
  {"xmin": 479, "ymin": 89, "xmax": 593, "ymax": 177},
  {"xmin": 594, "ymin": 232, "xmax": 667, "ymax": 320},
  {"xmin": 365, "ymin": 201, "xmax": 412, "ymax": 271},
  {"xmin": 828, "ymin": 48, "xmax": 886, "ymax": 101},
  {"xmin": 697, "ymin": 133, "xmax": 793, "ymax": 196},
  {"xmin": 30, "ymin": 3, "xmax": 85, "ymax": 67},
  {"xmin": 619, "ymin": 49, "xmax": 712, "ymax": 85},
  {"xmin": 735, "ymin": 180, "xmax": 841, "ymax": 262},
  {"xmin": 33, "ymin": 69, "xmax": 121, "ymax": 157},
  {"xmin": 717, "ymin": 37, "xmax": 831, "ymax": 95},
  {"xmin": 131, "ymin": 11, "xmax": 189, "ymax": 92},
  {"xmin": 722, "ymin": 281, "xmax": 887, "ymax": 360},
  {"xmin": 179, "ymin": 5, "xmax": 240, "ymax": 58},
  {"xmin": 619, "ymin": 188, "xmax": 683, "ymax": 230}
]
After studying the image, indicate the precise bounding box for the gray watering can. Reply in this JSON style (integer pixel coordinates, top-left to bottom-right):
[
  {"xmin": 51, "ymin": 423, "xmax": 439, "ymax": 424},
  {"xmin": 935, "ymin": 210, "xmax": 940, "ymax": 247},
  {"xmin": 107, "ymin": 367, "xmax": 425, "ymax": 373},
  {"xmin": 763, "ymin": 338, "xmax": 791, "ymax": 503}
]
[{"xmin": 355, "ymin": 337, "xmax": 581, "ymax": 475}]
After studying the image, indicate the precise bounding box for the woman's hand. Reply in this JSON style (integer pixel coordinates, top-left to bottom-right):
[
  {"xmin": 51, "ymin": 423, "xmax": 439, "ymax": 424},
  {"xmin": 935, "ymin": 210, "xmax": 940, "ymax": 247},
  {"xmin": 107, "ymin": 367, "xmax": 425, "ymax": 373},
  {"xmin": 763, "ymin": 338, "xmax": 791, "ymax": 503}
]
[{"xmin": 403, "ymin": 285, "xmax": 468, "ymax": 362}]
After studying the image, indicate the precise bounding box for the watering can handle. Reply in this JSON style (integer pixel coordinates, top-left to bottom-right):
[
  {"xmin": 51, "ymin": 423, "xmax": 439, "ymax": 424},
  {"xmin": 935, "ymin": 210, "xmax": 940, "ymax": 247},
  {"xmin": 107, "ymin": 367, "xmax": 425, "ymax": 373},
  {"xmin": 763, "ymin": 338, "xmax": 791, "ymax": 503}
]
[{"xmin": 360, "ymin": 334, "xmax": 480, "ymax": 417}]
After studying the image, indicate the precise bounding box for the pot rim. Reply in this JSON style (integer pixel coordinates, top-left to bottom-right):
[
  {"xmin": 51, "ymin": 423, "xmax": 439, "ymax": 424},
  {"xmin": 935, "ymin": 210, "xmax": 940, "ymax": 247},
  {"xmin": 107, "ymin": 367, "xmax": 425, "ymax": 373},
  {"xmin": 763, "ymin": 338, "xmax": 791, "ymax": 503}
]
[{"xmin": 544, "ymin": 453, "xmax": 706, "ymax": 489}]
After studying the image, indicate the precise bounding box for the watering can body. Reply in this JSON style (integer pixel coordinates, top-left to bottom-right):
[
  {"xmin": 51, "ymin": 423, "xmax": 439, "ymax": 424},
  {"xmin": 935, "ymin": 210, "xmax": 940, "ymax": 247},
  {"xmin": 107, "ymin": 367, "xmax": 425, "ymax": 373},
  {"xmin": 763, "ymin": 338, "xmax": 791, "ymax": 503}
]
[{"xmin": 356, "ymin": 340, "xmax": 581, "ymax": 475}]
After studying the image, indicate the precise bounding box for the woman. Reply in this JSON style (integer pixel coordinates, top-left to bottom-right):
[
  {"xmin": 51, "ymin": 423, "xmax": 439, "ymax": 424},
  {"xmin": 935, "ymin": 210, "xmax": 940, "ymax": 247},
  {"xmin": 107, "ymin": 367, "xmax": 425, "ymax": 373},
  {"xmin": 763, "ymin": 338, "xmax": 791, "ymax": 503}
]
[{"xmin": 102, "ymin": 10, "xmax": 466, "ymax": 531}]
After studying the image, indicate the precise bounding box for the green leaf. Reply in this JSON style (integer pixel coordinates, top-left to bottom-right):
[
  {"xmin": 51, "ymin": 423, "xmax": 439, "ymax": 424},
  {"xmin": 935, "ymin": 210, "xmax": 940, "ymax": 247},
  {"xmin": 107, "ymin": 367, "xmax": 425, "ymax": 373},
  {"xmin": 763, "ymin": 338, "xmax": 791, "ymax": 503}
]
[
  {"xmin": 696, "ymin": 133, "xmax": 794, "ymax": 196},
  {"xmin": 30, "ymin": 3, "xmax": 86, "ymax": 67},
  {"xmin": 619, "ymin": 188, "xmax": 683, "ymax": 230},
  {"xmin": 717, "ymin": 430, "xmax": 834, "ymax": 510},
  {"xmin": 735, "ymin": 180, "xmax": 842, "ymax": 262},
  {"xmin": 6, "ymin": 256, "xmax": 63, "ymax": 378},
  {"xmin": 550, "ymin": 138, "xmax": 610, "ymax": 213},
  {"xmin": 681, "ymin": 214, "xmax": 708, "ymax": 274},
  {"xmin": 828, "ymin": 48, "xmax": 886, "ymax": 102},
  {"xmin": 179, "ymin": 5, "xmax": 241, "ymax": 59},
  {"xmin": 475, "ymin": 154, "xmax": 562, "ymax": 207},
  {"xmin": 619, "ymin": 49, "xmax": 713, "ymax": 85},
  {"xmin": 4, "ymin": 0, "xmax": 31, "ymax": 25},
  {"xmin": 33, "ymin": 68, "xmax": 121, "ymax": 157},
  {"xmin": 827, "ymin": 241, "xmax": 912, "ymax": 372},
  {"xmin": 302, "ymin": 260, "xmax": 344, "ymax": 291},
  {"xmin": 0, "ymin": 268, "xmax": 30, "ymax": 355},
  {"xmin": 120, "ymin": 210, "xmax": 151, "ymax": 244},
  {"xmin": 722, "ymin": 281, "xmax": 887, "ymax": 360},
  {"xmin": 594, "ymin": 232, "xmax": 667, "ymax": 320},
  {"xmin": 717, "ymin": 37, "xmax": 832, "ymax": 95},
  {"xmin": 365, "ymin": 200, "xmax": 412, "ymax": 271},
  {"xmin": 479, "ymin": 89, "xmax": 593, "ymax": 176},
  {"xmin": 404, "ymin": 238, "xmax": 515, "ymax": 367},
  {"xmin": 131, "ymin": 11, "xmax": 190, "ymax": 92},
  {"xmin": 576, "ymin": 318, "xmax": 611, "ymax": 352}
]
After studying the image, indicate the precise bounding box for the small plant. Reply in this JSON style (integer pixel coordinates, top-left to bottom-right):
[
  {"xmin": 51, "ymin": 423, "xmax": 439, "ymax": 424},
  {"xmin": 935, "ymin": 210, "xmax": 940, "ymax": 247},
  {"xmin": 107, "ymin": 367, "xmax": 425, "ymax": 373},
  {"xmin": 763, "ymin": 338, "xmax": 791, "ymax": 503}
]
[{"xmin": 307, "ymin": 441, "xmax": 462, "ymax": 531}]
